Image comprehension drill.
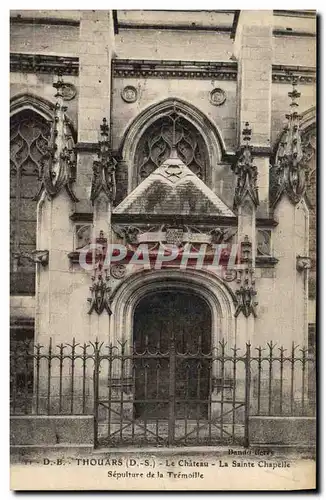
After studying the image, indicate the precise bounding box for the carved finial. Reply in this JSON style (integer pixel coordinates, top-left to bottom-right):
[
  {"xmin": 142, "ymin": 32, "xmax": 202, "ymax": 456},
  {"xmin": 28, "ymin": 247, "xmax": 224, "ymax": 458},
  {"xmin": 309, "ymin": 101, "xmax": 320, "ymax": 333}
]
[
  {"xmin": 271, "ymin": 76, "xmax": 309, "ymax": 207},
  {"xmin": 231, "ymin": 122, "xmax": 259, "ymax": 210},
  {"xmin": 90, "ymin": 118, "xmax": 117, "ymax": 205},
  {"xmin": 34, "ymin": 74, "xmax": 78, "ymax": 202}
]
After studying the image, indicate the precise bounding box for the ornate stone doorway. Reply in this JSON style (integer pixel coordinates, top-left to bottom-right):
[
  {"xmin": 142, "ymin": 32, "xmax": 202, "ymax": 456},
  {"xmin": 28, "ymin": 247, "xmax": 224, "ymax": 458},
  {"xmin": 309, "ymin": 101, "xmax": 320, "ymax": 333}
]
[{"xmin": 133, "ymin": 290, "xmax": 212, "ymax": 420}]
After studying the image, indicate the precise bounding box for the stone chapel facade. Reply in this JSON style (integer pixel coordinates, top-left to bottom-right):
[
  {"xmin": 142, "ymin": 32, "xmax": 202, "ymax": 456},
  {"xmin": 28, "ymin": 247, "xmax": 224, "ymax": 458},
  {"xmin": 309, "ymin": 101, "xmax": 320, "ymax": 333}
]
[
  {"xmin": 10, "ymin": 12, "xmax": 316, "ymax": 442},
  {"xmin": 10, "ymin": 9, "xmax": 316, "ymax": 350}
]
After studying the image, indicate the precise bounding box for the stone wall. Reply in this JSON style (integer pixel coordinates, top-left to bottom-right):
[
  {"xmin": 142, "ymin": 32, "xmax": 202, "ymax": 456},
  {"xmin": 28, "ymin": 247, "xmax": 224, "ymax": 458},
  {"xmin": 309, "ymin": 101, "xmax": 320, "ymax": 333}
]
[{"xmin": 9, "ymin": 10, "xmax": 316, "ymax": 351}]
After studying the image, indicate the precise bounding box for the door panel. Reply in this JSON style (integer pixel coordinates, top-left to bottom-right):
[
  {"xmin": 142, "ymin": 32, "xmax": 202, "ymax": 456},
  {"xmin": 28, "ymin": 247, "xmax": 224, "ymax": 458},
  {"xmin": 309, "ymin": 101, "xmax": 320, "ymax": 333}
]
[{"xmin": 133, "ymin": 290, "xmax": 211, "ymax": 419}]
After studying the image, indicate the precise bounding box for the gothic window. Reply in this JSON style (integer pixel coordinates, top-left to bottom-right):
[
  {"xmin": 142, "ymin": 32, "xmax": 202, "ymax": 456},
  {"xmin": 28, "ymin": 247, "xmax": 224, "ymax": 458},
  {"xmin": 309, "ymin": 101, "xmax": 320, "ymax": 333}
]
[
  {"xmin": 10, "ymin": 110, "xmax": 50, "ymax": 295},
  {"xmin": 134, "ymin": 112, "xmax": 208, "ymax": 183}
]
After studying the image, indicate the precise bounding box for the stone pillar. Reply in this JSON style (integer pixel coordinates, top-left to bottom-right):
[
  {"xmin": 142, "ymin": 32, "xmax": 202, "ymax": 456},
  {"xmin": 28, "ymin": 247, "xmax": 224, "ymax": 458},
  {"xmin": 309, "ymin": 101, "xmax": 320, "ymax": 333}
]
[
  {"xmin": 75, "ymin": 9, "xmax": 115, "ymax": 211},
  {"xmin": 235, "ymin": 10, "xmax": 273, "ymax": 217},
  {"xmin": 75, "ymin": 10, "xmax": 116, "ymax": 344}
]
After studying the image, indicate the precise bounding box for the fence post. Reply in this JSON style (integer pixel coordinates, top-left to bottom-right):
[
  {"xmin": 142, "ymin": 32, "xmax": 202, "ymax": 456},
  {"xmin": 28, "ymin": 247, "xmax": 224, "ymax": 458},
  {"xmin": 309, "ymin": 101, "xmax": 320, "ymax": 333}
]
[
  {"xmin": 168, "ymin": 335, "xmax": 176, "ymax": 446},
  {"xmin": 244, "ymin": 342, "xmax": 251, "ymax": 448},
  {"xmin": 93, "ymin": 340, "xmax": 101, "ymax": 448}
]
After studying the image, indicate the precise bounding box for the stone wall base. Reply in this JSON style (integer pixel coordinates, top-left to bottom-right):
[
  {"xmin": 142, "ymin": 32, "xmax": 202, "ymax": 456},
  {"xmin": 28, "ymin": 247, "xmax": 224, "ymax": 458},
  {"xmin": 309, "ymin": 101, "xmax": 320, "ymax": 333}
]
[
  {"xmin": 10, "ymin": 415, "xmax": 94, "ymax": 448},
  {"xmin": 249, "ymin": 416, "xmax": 316, "ymax": 447}
]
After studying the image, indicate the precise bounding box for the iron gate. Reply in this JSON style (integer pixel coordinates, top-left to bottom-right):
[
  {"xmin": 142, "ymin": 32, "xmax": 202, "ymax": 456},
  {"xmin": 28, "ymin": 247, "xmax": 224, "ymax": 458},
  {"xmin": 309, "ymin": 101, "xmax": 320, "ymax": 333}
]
[{"xmin": 94, "ymin": 339, "xmax": 251, "ymax": 447}]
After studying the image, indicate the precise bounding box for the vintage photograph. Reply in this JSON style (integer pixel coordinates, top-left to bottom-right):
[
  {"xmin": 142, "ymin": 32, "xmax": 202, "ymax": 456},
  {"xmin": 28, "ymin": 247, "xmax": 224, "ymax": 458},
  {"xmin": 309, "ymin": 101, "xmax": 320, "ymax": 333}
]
[{"xmin": 9, "ymin": 9, "xmax": 317, "ymax": 490}]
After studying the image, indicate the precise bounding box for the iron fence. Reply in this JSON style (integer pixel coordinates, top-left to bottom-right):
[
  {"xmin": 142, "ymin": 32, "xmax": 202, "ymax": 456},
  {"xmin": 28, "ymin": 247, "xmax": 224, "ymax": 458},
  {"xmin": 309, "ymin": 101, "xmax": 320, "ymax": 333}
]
[{"xmin": 10, "ymin": 338, "xmax": 316, "ymax": 447}]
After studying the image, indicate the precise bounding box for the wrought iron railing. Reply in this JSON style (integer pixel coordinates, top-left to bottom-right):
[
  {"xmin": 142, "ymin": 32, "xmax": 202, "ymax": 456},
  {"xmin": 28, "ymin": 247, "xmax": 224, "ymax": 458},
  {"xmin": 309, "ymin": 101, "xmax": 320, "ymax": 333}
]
[{"xmin": 10, "ymin": 338, "xmax": 316, "ymax": 446}]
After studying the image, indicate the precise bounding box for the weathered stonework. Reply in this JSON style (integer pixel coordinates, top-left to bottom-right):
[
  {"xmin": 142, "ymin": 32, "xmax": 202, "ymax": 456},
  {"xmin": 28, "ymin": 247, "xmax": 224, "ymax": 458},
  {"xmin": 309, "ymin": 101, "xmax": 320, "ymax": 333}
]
[{"xmin": 10, "ymin": 10, "xmax": 316, "ymax": 449}]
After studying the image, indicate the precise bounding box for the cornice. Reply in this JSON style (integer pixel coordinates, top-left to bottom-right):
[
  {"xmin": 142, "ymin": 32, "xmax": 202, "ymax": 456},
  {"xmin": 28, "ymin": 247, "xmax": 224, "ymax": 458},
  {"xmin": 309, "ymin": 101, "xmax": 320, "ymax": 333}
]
[
  {"xmin": 113, "ymin": 59, "xmax": 315, "ymax": 84},
  {"xmin": 273, "ymin": 10, "xmax": 316, "ymax": 19},
  {"xmin": 112, "ymin": 59, "xmax": 238, "ymax": 80},
  {"xmin": 74, "ymin": 142, "xmax": 99, "ymax": 153},
  {"xmin": 10, "ymin": 317, "xmax": 35, "ymax": 328},
  {"xmin": 256, "ymin": 256, "xmax": 279, "ymax": 268},
  {"xmin": 69, "ymin": 212, "xmax": 278, "ymax": 228},
  {"xmin": 273, "ymin": 29, "xmax": 316, "ymax": 37},
  {"xmin": 10, "ymin": 54, "xmax": 315, "ymax": 85},
  {"xmin": 70, "ymin": 212, "xmax": 93, "ymax": 222},
  {"xmin": 10, "ymin": 52, "xmax": 79, "ymax": 76},
  {"xmin": 10, "ymin": 16, "xmax": 80, "ymax": 26},
  {"xmin": 272, "ymin": 64, "xmax": 316, "ymax": 84}
]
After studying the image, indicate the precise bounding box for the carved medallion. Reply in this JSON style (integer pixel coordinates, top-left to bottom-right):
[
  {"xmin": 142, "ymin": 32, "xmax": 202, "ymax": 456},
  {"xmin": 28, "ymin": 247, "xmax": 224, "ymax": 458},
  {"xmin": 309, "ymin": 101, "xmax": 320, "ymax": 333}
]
[
  {"xmin": 110, "ymin": 264, "xmax": 127, "ymax": 279},
  {"xmin": 223, "ymin": 269, "xmax": 237, "ymax": 282},
  {"xmin": 209, "ymin": 88, "xmax": 226, "ymax": 106},
  {"xmin": 61, "ymin": 83, "xmax": 77, "ymax": 101},
  {"xmin": 121, "ymin": 85, "xmax": 138, "ymax": 103}
]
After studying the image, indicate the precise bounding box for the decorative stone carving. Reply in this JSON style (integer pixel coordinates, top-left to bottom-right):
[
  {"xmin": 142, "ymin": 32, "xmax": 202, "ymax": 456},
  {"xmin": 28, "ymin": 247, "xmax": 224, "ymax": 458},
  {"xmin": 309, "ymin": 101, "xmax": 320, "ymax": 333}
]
[
  {"xmin": 234, "ymin": 235, "xmax": 258, "ymax": 318},
  {"xmin": 87, "ymin": 273, "xmax": 112, "ymax": 315},
  {"xmin": 272, "ymin": 71, "xmax": 315, "ymax": 85},
  {"xmin": 165, "ymin": 228, "xmax": 184, "ymax": 246},
  {"xmin": 87, "ymin": 230, "xmax": 112, "ymax": 315},
  {"xmin": 35, "ymin": 75, "xmax": 78, "ymax": 202},
  {"xmin": 10, "ymin": 53, "xmax": 79, "ymax": 76},
  {"xmin": 257, "ymin": 230, "xmax": 271, "ymax": 256},
  {"xmin": 75, "ymin": 224, "xmax": 92, "ymax": 250},
  {"xmin": 222, "ymin": 269, "xmax": 238, "ymax": 282},
  {"xmin": 209, "ymin": 88, "xmax": 226, "ymax": 106},
  {"xmin": 110, "ymin": 264, "xmax": 127, "ymax": 279},
  {"xmin": 296, "ymin": 255, "xmax": 311, "ymax": 271},
  {"xmin": 135, "ymin": 107, "xmax": 207, "ymax": 182},
  {"xmin": 270, "ymin": 78, "xmax": 310, "ymax": 207},
  {"xmin": 232, "ymin": 122, "xmax": 259, "ymax": 210},
  {"xmin": 13, "ymin": 249, "xmax": 49, "ymax": 267},
  {"xmin": 121, "ymin": 85, "xmax": 138, "ymax": 103},
  {"xmin": 61, "ymin": 82, "xmax": 77, "ymax": 101},
  {"xmin": 112, "ymin": 223, "xmax": 237, "ymax": 248},
  {"xmin": 112, "ymin": 59, "xmax": 238, "ymax": 80},
  {"xmin": 90, "ymin": 118, "xmax": 117, "ymax": 204},
  {"xmin": 112, "ymin": 225, "xmax": 140, "ymax": 245},
  {"xmin": 234, "ymin": 281, "xmax": 258, "ymax": 318}
]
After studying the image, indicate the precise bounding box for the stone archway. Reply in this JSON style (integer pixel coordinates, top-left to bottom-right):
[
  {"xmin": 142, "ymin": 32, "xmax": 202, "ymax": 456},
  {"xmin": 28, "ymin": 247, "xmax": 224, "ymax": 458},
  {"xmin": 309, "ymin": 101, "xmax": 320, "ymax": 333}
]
[
  {"xmin": 118, "ymin": 98, "xmax": 226, "ymax": 192},
  {"xmin": 110, "ymin": 268, "xmax": 237, "ymax": 348}
]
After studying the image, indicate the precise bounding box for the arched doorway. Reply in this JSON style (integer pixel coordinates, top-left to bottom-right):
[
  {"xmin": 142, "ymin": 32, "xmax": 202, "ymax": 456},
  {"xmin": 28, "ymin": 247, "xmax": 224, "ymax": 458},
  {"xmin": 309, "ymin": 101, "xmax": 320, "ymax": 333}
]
[{"xmin": 133, "ymin": 290, "xmax": 212, "ymax": 420}]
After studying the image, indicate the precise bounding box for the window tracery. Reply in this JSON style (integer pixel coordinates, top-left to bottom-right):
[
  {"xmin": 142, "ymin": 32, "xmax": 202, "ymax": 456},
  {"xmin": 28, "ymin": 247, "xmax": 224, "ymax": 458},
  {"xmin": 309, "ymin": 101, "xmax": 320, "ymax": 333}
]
[
  {"xmin": 134, "ymin": 112, "xmax": 207, "ymax": 183},
  {"xmin": 10, "ymin": 110, "xmax": 50, "ymax": 294}
]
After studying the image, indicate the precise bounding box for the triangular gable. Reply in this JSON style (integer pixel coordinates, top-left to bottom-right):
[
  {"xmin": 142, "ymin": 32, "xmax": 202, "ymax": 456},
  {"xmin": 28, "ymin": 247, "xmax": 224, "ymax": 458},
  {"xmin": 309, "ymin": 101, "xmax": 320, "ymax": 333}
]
[{"xmin": 114, "ymin": 150, "xmax": 235, "ymax": 217}]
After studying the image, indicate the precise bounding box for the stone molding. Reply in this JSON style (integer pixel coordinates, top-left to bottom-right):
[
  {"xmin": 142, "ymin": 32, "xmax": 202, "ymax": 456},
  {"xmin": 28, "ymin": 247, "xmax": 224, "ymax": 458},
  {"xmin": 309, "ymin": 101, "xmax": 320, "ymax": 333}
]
[
  {"xmin": 10, "ymin": 53, "xmax": 314, "ymax": 85},
  {"xmin": 109, "ymin": 268, "xmax": 237, "ymax": 347},
  {"xmin": 113, "ymin": 59, "xmax": 238, "ymax": 80},
  {"xmin": 112, "ymin": 59, "xmax": 315, "ymax": 84},
  {"xmin": 10, "ymin": 53, "xmax": 79, "ymax": 76},
  {"xmin": 272, "ymin": 65, "xmax": 315, "ymax": 84}
]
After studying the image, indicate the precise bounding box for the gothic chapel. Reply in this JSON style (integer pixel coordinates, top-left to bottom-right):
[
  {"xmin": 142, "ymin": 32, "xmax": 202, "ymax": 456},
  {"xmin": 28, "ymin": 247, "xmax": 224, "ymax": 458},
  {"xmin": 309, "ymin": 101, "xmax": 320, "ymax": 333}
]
[{"xmin": 10, "ymin": 10, "xmax": 316, "ymax": 448}]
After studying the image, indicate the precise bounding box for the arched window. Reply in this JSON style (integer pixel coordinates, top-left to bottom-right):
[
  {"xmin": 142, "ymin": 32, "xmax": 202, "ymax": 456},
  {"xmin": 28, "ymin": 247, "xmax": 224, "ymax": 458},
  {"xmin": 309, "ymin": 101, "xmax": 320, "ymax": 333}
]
[
  {"xmin": 10, "ymin": 110, "xmax": 50, "ymax": 295},
  {"xmin": 134, "ymin": 112, "xmax": 208, "ymax": 184}
]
